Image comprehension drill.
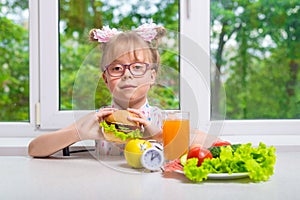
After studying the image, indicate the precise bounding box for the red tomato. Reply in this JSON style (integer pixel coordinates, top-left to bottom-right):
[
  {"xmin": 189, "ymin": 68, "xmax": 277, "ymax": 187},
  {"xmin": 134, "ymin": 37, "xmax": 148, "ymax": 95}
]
[
  {"xmin": 187, "ymin": 147, "xmax": 213, "ymax": 167},
  {"xmin": 212, "ymin": 140, "xmax": 231, "ymax": 147}
]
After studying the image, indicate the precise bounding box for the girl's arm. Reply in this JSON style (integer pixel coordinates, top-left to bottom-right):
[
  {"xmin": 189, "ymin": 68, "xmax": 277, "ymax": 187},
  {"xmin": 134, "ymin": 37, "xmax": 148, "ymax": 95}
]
[
  {"xmin": 28, "ymin": 124, "xmax": 80, "ymax": 157},
  {"xmin": 28, "ymin": 112, "xmax": 106, "ymax": 157}
]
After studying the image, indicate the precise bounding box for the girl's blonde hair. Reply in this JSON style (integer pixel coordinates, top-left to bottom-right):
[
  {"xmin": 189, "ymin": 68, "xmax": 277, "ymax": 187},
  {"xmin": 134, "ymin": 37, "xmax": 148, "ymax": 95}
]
[{"xmin": 89, "ymin": 26, "xmax": 166, "ymax": 72}]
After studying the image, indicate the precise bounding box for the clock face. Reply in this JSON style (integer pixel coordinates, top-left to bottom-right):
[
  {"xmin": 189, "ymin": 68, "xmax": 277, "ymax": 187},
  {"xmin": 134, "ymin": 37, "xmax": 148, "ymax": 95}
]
[{"xmin": 141, "ymin": 148, "xmax": 164, "ymax": 171}]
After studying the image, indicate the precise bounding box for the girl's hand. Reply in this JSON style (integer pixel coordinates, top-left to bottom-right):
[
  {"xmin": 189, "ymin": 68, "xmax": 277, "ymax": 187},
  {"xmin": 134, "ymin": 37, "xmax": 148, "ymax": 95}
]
[
  {"xmin": 127, "ymin": 108, "xmax": 162, "ymax": 141},
  {"xmin": 76, "ymin": 107, "xmax": 117, "ymax": 141},
  {"xmin": 126, "ymin": 108, "xmax": 150, "ymax": 127},
  {"xmin": 95, "ymin": 107, "xmax": 117, "ymax": 123}
]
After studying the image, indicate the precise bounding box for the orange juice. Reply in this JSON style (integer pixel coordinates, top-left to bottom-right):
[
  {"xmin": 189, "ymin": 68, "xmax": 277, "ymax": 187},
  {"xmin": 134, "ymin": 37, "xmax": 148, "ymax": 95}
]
[{"xmin": 163, "ymin": 119, "xmax": 190, "ymax": 161}]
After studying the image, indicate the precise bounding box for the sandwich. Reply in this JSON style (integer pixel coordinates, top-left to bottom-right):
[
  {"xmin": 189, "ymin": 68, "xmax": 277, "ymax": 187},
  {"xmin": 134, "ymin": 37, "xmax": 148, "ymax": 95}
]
[{"xmin": 100, "ymin": 110, "xmax": 143, "ymax": 143}]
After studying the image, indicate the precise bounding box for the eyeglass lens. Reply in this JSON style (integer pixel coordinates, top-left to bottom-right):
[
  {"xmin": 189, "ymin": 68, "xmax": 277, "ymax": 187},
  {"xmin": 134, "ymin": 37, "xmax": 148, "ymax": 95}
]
[{"xmin": 107, "ymin": 62, "xmax": 148, "ymax": 77}]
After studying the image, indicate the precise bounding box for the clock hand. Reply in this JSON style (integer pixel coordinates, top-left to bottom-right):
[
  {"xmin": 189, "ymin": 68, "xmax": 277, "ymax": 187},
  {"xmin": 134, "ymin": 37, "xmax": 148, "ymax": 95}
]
[
  {"xmin": 151, "ymin": 153, "xmax": 158, "ymax": 161},
  {"xmin": 151, "ymin": 153, "xmax": 155, "ymax": 161}
]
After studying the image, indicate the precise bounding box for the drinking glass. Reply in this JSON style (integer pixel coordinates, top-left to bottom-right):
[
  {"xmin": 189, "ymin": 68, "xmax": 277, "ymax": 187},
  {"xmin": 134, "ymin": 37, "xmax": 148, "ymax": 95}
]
[{"xmin": 162, "ymin": 111, "xmax": 190, "ymax": 161}]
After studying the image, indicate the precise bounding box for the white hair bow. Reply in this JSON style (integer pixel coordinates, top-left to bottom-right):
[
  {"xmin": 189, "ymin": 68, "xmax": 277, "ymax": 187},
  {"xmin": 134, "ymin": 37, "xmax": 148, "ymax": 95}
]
[{"xmin": 93, "ymin": 22, "xmax": 161, "ymax": 43}]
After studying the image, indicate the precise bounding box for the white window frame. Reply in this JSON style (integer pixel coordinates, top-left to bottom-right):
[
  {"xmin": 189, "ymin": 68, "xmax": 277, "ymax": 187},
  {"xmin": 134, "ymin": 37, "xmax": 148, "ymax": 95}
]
[
  {"xmin": 39, "ymin": 0, "xmax": 84, "ymax": 129},
  {"xmin": 0, "ymin": 0, "xmax": 39, "ymax": 137},
  {"xmin": 0, "ymin": 0, "xmax": 299, "ymax": 153}
]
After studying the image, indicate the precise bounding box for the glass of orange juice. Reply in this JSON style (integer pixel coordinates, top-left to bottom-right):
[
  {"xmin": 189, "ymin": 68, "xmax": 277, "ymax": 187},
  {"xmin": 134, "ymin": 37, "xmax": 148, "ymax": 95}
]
[{"xmin": 162, "ymin": 111, "xmax": 190, "ymax": 161}]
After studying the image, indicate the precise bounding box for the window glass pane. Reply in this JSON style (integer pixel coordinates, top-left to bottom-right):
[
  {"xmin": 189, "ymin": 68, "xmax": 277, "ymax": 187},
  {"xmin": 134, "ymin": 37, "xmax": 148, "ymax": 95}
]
[
  {"xmin": 0, "ymin": 0, "xmax": 29, "ymax": 122},
  {"xmin": 211, "ymin": 0, "xmax": 300, "ymax": 119},
  {"xmin": 59, "ymin": 0, "xmax": 179, "ymax": 110}
]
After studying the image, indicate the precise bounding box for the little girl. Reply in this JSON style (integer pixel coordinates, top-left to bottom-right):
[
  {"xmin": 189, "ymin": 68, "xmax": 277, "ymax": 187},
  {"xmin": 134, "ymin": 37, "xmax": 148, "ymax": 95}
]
[{"xmin": 28, "ymin": 22, "xmax": 166, "ymax": 157}]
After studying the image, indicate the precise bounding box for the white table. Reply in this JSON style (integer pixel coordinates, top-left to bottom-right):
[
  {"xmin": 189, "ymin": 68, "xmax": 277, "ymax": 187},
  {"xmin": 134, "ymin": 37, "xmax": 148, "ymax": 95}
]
[{"xmin": 0, "ymin": 151, "xmax": 299, "ymax": 200}]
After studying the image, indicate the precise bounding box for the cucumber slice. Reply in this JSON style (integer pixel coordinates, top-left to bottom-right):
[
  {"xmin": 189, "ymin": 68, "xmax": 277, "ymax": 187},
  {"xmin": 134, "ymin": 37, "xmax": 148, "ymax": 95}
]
[{"xmin": 180, "ymin": 154, "xmax": 187, "ymax": 166}]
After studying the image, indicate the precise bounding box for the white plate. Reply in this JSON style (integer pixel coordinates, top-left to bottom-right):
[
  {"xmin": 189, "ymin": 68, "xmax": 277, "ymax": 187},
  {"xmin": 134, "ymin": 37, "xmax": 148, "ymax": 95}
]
[{"xmin": 175, "ymin": 170, "xmax": 249, "ymax": 180}]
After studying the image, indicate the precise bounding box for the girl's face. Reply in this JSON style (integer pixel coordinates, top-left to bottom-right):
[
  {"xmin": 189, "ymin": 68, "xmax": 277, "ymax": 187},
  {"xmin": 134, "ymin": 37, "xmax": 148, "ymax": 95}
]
[{"xmin": 102, "ymin": 50, "xmax": 156, "ymax": 109}]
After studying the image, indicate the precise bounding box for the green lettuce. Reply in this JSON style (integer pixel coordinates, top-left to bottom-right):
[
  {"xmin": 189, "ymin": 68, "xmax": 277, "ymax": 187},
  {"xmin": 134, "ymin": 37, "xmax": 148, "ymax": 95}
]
[
  {"xmin": 183, "ymin": 142, "xmax": 276, "ymax": 182},
  {"xmin": 183, "ymin": 158, "xmax": 210, "ymax": 182},
  {"xmin": 100, "ymin": 121, "xmax": 142, "ymax": 141}
]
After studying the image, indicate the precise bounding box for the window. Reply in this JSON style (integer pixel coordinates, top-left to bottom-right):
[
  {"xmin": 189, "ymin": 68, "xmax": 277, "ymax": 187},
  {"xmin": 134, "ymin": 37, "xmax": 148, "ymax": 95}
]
[
  {"xmin": 39, "ymin": 0, "xmax": 183, "ymax": 129},
  {"xmin": 0, "ymin": 0, "xmax": 39, "ymax": 137},
  {"xmin": 211, "ymin": 0, "xmax": 299, "ymax": 120},
  {"xmin": 47, "ymin": 0, "xmax": 210, "ymax": 131},
  {"xmin": 209, "ymin": 0, "xmax": 300, "ymax": 138},
  {"xmin": 0, "ymin": 0, "xmax": 299, "ymax": 149},
  {"xmin": 0, "ymin": 1, "xmax": 29, "ymax": 122}
]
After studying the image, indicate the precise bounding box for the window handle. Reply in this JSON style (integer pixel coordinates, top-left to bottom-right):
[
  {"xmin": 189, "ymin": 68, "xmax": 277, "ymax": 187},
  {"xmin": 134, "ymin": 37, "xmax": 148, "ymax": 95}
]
[{"xmin": 186, "ymin": 0, "xmax": 191, "ymax": 19}]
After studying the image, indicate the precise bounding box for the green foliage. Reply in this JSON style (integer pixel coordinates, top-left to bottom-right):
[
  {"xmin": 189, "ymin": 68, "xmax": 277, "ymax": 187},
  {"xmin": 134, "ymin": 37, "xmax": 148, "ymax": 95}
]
[
  {"xmin": 211, "ymin": 0, "xmax": 300, "ymax": 119},
  {"xmin": 0, "ymin": 15, "xmax": 29, "ymax": 121}
]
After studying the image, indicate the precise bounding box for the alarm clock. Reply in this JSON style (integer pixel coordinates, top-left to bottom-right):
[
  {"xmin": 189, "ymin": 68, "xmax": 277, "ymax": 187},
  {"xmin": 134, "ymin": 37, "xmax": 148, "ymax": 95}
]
[{"xmin": 140, "ymin": 143, "xmax": 164, "ymax": 171}]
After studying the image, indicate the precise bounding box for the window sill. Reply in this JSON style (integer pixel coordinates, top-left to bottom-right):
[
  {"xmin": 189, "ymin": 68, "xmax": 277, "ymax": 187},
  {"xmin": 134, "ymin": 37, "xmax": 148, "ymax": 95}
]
[
  {"xmin": 1, "ymin": 135, "xmax": 300, "ymax": 156},
  {"xmin": 0, "ymin": 138, "xmax": 95, "ymax": 156}
]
